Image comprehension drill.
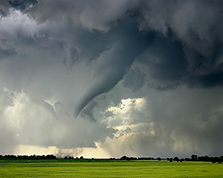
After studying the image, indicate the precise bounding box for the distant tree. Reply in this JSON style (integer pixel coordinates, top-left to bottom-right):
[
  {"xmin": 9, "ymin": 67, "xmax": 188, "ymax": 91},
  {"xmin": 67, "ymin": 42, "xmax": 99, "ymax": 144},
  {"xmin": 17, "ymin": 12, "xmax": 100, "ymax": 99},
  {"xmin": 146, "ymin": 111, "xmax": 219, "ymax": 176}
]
[
  {"xmin": 185, "ymin": 158, "xmax": 190, "ymax": 161},
  {"xmin": 80, "ymin": 156, "xmax": 84, "ymax": 159},
  {"xmin": 126, "ymin": 157, "xmax": 131, "ymax": 161},
  {"xmin": 64, "ymin": 156, "xmax": 73, "ymax": 159},
  {"xmin": 191, "ymin": 155, "xmax": 198, "ymax": 161},
  {"xmin": 173, "ymin": 157, "xmax": 179, "ymax": 162},
  {"xmin": 45, "ymin": 154, "xmax": 56, "ymax": 159},
  {"xmin": 198, "ymin": 156, "xmax": 210, "ymax": 161},
  {"xmin": 157, "ymin": 157, "xmax": 161, "ymax": 161},
  {"xmin": 129, "ymin": 157, "xmax": 137, "ymax": 160},
  {"xmin": 212, "ymin": 157, "xmax": 219, "ymax": 163},
  {"xmin": 120, "ymin": 156, "xmax": 127, "ymax": 160}
]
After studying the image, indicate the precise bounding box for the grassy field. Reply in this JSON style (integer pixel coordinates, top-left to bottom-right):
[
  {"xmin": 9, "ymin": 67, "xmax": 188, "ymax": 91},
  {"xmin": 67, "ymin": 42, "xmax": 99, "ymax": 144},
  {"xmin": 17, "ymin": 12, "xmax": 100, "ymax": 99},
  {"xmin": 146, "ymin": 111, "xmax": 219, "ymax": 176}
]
[{"xmin": 0, "ymin": 159, "xmax": 222, "ymax": 178}]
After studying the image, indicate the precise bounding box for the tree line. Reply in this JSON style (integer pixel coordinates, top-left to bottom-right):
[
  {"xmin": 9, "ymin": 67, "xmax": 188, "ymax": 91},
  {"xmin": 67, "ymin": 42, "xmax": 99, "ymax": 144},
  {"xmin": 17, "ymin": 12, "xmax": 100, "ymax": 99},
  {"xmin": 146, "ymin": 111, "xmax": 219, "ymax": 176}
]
[
  {"xmin": 0, "ymin": 154, "xmax": 222, "ymax": 163},
  {"xmin": 119, "ymin": 155, "xmax": 223, "ymax": 163},
  {"xmin": 0, "ymin": 154, "xmax": 56, "ymax": 159}
]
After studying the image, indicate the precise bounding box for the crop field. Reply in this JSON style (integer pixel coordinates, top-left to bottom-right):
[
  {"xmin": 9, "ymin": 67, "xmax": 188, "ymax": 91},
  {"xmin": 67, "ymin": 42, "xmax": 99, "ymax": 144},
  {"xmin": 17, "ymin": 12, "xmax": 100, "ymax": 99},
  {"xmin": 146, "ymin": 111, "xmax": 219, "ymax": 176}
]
[{"xmin": 0, "ymin": 159, "xmax": 223, "ymax": 178}]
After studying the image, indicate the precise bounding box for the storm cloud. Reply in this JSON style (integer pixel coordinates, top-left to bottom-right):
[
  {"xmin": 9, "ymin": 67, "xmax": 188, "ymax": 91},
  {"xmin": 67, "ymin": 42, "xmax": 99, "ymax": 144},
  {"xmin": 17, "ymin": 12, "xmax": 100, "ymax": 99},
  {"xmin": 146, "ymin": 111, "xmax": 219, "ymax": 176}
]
[{"xmin": 0, "ymin": 0, "xmax": 223, "ymax": 157}]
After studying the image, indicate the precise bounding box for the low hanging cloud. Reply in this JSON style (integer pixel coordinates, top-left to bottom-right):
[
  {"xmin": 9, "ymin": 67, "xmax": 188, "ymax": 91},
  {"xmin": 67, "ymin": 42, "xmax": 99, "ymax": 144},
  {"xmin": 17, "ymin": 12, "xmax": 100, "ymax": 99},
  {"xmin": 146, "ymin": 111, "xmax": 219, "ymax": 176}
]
[
  {"xmin": 25, "ymin": 0, "xmax": 223, "ymax": 110},
  {"xmin": 0, "ymin": 0, "xmax": 223, "ymax": 157},
  {"xmin": 98, "ymin": 86, "xmax": 223, "ymax": 157}
]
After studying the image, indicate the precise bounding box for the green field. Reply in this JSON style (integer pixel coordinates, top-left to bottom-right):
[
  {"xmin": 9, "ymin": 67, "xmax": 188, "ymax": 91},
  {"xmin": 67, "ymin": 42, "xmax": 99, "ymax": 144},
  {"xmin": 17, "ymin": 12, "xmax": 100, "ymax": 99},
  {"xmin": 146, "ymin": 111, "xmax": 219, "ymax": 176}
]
[{"xmin": 0, "ymin": 159, "xmax": 222, "ymax": 178}]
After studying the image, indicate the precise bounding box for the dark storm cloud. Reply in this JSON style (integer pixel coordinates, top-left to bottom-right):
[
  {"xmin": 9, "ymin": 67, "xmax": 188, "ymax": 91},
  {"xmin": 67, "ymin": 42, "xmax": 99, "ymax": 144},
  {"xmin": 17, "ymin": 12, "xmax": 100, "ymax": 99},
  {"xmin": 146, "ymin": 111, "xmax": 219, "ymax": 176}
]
[
  {"xmin": 7, "ymin": 0, "xmax": 37, "ymax": 9},
  {"xmin": 75, "ymin": 20, "xmax": 155, "ymax": 116},
  {"xmin": 1, "ymin": 0, "xmax": 223, "ymax": 157},
  {"xmin": 25, "ymin": 0, "xmax": 223, "ymax": 111},
  {"xmin": 0, "ymin": 0, "xmax": 9, "ymax": 15},
  {"xmin": 135, "ymin": 0, "xmax": 223, "ymax": 89},
  {"xmin": 135, "ymin": 35, "xmax": 187, "ymax": 89},
  {"xmin": 122, "ymin": 67, "xmax": 146, "ymax": 93},
  {"xmin": 0, "ymin": 48, "xmax": 16, "ymax": 59},
  {"xmin": 80, "ymin": 100, "xmax": 98, "ymax": 122},
  {"xmin": 28, "ymin": 0, "xmax": 140, "ymax": 31}
]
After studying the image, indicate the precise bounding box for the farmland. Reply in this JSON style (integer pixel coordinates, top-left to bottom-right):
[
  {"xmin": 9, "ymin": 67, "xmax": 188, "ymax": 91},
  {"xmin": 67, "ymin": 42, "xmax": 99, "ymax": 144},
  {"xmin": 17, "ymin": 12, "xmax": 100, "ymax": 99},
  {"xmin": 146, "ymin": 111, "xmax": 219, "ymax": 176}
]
[{"xmin": 0, "ymin": 159, "xmax": 222, "ymax": 178}]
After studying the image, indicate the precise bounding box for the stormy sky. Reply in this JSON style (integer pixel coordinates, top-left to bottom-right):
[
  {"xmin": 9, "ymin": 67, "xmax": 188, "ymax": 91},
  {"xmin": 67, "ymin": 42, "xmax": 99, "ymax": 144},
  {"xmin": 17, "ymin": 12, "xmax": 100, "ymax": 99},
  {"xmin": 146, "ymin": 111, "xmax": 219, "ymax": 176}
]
[{"xmin": 0, "ymin": 0, "xmax": 223, "ymax": 158}]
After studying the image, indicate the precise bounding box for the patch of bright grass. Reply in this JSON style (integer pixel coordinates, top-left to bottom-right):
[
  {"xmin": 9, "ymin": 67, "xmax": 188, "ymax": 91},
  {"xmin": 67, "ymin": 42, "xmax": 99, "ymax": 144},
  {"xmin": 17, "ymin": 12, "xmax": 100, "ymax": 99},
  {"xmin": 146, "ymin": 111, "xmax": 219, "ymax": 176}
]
[{"xmin": 0, "ymin": 159, "xmax": 222, "ymax": 178}]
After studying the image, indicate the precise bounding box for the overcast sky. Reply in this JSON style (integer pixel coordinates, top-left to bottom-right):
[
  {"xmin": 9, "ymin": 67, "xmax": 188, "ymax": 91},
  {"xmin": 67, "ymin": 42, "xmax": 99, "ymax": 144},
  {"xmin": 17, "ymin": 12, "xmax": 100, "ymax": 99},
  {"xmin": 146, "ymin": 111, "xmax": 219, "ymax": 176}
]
[{"xmin": 0, "ymin": 0, "xmax": 223, "ymax": 158}]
